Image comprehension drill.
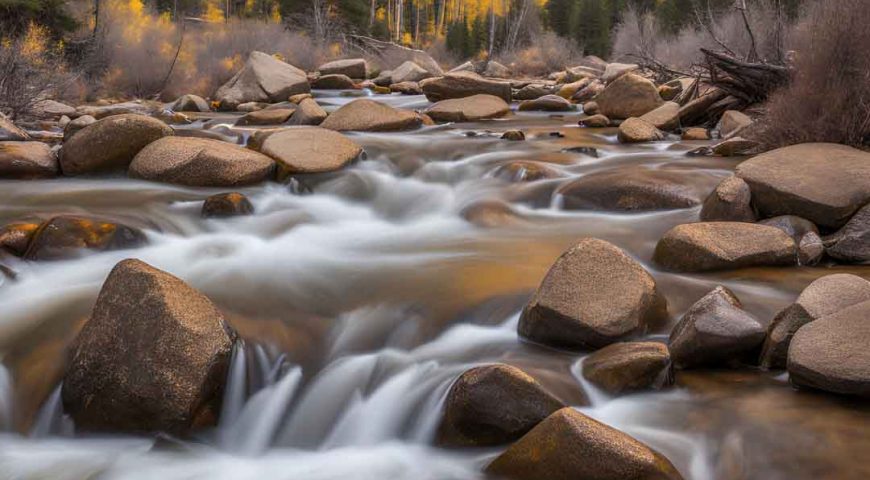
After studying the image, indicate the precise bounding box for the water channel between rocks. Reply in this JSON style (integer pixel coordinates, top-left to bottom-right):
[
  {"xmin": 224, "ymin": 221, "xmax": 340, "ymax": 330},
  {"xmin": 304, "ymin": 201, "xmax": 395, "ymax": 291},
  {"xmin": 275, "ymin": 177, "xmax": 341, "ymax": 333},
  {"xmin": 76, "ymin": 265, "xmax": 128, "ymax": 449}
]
[{"xmin": 0, "ymin": 91, "xmax": 868, "ymax": 480}]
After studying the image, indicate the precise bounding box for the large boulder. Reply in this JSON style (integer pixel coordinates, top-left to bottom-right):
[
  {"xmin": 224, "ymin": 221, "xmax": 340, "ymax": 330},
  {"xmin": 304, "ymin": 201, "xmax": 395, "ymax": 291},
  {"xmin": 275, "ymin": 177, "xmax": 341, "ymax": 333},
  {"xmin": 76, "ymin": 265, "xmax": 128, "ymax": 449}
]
[
  {"xmin": 824, "ymin": 202, "xmax": 870, "ymax": 263},
  {"xmin": 582, "ymin": 342, "xmax": 673, "ymax": 394},
  {"xmin": 64, "ymin": 115, "xmax": 96, "ymax": 140},
  {"xmin": 254, "ymin": 127, "xmax": 362, "ymax": 178},
  {"xmin": 317, "ymin": 58, "xmax": 367, "ymax": 78},
  {"xmin": 0, "ymin": 114, "xmax": 30, "ymax": 141},
  {"xmin": 699, "ymin": 175, "xmax": 756, "ymax": 222},
  {"xmin": 60, "ymin": 114, "xmax": 173, "ymax": 175},
  {"xmin": 638, "ymin": 102, "xmax": 680, "ymax": 131},
  {"xmin": 618, "ymin": 118, "xmax": 666, "ymax": 143},
  {"xmin": 593, "ymin": 73, "xmax": 663, "ymax": 120},
  {"xmin": 420, "ymin": 72, "xmax": 511, "ymax": 102},
  {"xmin": 436, "ymin": 364, "xmax": 564, "ymax": 447},
  {"xmin": 669, "ymin": 286, "xmax": 765, "ymax": 369},
  {"xmin": 24, "ymin": 216, "xmax": 146, "ymax": 261},
  {"xmin": 390, "ymin": 60, "xmax": 432, "ymax": 84},
  {"xmin": 0, "ymin": 141, "xmax": 58, "ymax": 179},
  {"xmin": 321, "ymin": 99, "xmax": 422, "ymax": 131},
  {"xmin": 170, "ymin": 94, "xmax": 210, "ymax": 113},
  {"xmin": 215, "ymin": 51, "xmax": 310, "ymax": 110},
  {"xmin": 62, "ymin": 259, "xmax": 236, "ymax": 433},
  {"xmin": 788, "ymin": 300, "xmax": 870, "ymax": 397},
  {"xmin": 287, "ymin": 98, "xmax": 327, "ymax": 126},
  {"xmin": 518, "ymin": 94, "xmax": 572, "ymax": 112},
  {"xmin": 760, "ymin": 274, "xmax": 870, "ymax": 369},
  {"xmin": 312, "ymin": 74, "xmax": 357, "ymax": 90},
  {"xmin": 653, "ymin": 222, "xmax": 797, "ymax": 272},
  {"xmin": 555, "ymin": 167, "xmax": 705, "ymax": 212},
  {"xmin": 486, "ymin": 408, "xmax": 683, "ymax": 480},
  {"xmin": 129, "ymin": 137, "xmax": 275, "ymax": 187},
  {"xmin": 734, "ymin": 143, "xmax": 870, "ymax": 229},
  {"xmin": 424, "ymin": 94, "xmax": 511, "ymax": 123},
  {"xmin": 519, "ymin": 238, "xmax": 667, "ymax": 350}
]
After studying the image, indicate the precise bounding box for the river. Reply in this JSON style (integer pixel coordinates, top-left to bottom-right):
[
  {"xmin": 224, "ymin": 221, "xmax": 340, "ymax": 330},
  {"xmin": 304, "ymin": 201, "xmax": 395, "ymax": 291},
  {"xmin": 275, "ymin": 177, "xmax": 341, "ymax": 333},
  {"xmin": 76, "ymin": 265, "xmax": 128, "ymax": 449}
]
[{"xmin": 0, "ymin": 91, "xmax": 868, "ymax": 479}]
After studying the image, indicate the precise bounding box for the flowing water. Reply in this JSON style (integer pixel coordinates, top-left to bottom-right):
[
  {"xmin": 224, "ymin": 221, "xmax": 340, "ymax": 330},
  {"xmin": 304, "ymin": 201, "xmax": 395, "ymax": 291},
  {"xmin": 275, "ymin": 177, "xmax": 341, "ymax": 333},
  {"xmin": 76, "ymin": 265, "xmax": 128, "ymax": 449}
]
[{"xmin": 0, "ymin": 91, "xmax": 868, "ymax": 479}]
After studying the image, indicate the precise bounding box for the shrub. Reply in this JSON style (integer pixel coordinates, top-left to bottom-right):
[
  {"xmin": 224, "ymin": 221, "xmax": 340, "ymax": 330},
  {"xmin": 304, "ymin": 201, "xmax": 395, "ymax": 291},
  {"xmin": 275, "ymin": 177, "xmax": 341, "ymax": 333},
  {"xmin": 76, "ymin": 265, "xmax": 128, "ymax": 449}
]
[
  {"xmin": 752, "ymin": 0, "xmax": 870, "ymax": 150},
  {"xmin": 0, "ymin": 22, "xmax": 74, "ymax": 118},
  {"xmin": 497, "ymin": 31, "xmax": 585, "ymax": 77}
]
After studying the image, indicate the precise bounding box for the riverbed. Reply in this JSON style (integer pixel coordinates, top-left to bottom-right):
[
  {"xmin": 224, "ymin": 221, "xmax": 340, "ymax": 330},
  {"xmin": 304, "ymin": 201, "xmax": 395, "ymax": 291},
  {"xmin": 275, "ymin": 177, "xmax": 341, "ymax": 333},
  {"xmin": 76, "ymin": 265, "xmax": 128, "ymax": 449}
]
[{"xmin": 0, "ymin": 91, "xmax": 868, "ymax": 479}]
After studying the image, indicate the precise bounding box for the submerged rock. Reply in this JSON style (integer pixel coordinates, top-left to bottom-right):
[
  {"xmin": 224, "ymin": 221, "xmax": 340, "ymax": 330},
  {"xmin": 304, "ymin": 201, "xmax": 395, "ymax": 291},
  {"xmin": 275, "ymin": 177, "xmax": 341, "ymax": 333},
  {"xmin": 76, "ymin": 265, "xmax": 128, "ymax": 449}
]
[
  {"xmin": 235, "ymin": 108, "xmax": 294, "ymax": 126},
  {"xmin": 518, "ymin": 94, "xmax": 572, "ymax": 112},
  {"xmin": 519, "ymin": 238, "xmax": 667, "ymax": 350},
  {"xmin": 500, "ymin": 130, "xmax": 526, "ymax": 141},
  {"xmin": 760, "ymin": 274, "xmax": 870, "ymax": 369},
  {"xmin": 321, "ymin": 99, "xmax": 422, "ymax": 131},
  {"xmin": 555, "ymin": 167, "xmax": 703, "ymax": 212},
  {"xmin": 700, "ymin": 175, "xmax": 756, "ymax": 222},
  {"xmin": 420, "ymin": 72, "xmax": 511, "ymax": 102},
  {"xmin": 0, "ymin": 221, "xmax": 41, "ymax": 256},
  {"xmin": 486, "ymin": 408, "xmax": 683, "ymax": 480},
  {"xmin": 788, "ymin": 300, "xmax": 870, "ymax": 397},
  {"xmin": 735, "ymin": 143, "xmax": 870, "ymax": 229},
  {"xmin": 582, "ymin": 342, "xmax": 673, "ymax": 394},
  {"xmin": 654, "ymin": 222, "xmax": 796, "ymax": 272},
  {"xmin": 215, "ymin": 51, "xmax": 309, "ymax": 110},
  {"xmin": 578, "ymin": 114, "xmax": 610, "ymax": 128},
  {"xmin": 593, "ymin": 73, "xmax": 663, "ymax": 120},
  {"xmin": 0, "ymin": 141, "xmax": 58, "ymax": 179},
  {"xmin": 425, "ymin": 94, "xmax": 511, "ymax": 123},
  {"xmin": 24, "ymin": 216, "xmax": 146, "ymax": 261},
  {"xmin": 202, "ymin": 192, "xmax": 255, "ymax": 218},
  {"xmin": 436, "ymin": 364, "xmax": 564, "ymax": 447},
  {"xmin": 62, "ymin": 259, "xmax": 236, "ymax": 434},
  {"xmin": 669, "ymin": 286, "xmax": 765, "ymax": 369},
  {"xmin": 60, "ymin": 114, "xmax": 173, "ymax": 175},
  {"xmin": 130, "ymin": 137, "xmax": 275, "ymax": 187},
  {"xmin": 255, "ymin": 127, "xmax": 362, "ymax": 178}
]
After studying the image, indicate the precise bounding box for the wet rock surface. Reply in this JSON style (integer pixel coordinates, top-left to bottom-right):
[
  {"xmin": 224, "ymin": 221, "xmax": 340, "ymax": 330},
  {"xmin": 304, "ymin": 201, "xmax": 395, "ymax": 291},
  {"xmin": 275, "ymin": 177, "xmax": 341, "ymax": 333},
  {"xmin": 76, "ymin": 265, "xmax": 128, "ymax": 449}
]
[
  {"xmin": 130, "ymin": 136, "xmax": 275, "ymax": 186},
  {"xmin": 486, "ymin": 407, "xmax": 684, "ymax": 480},
  {"xmin": 23, "ymin": 216, "xmax": 147, "ymax": 261},
  {"xmin": 519, "ymin": 238, "xmax": 667, "ymax": 350},
  {"xmin": 436, "ymin": 364, "xmax": 564, "ymax": 447},
  {"xmin": 0, "ymin": 141, "xmax": 58, "ymax": 179},
  {"xmin": 202, "ymin": 192, "xmax": 255, "ymax": 218},
  {"xmin": 761, "ymin": 274, "xmax": 870, "ymax": 369},
  {"xmin": 582, "ymin": 342, "xmax": 673, "ymax": 394},
  {"xmin": 669, "ymin": 286, "xmax": 765, "ymax": 369},
  {"xmin": 62, "ymin": 259, "xmax": 236, "ymax": 434},
  {"xmin": 788, "ymin": 300, "xmax": 870, "ymax": 397},
  {"xmin": 654, "ymin": 222, "xmax": 797, "ymax": 272}
]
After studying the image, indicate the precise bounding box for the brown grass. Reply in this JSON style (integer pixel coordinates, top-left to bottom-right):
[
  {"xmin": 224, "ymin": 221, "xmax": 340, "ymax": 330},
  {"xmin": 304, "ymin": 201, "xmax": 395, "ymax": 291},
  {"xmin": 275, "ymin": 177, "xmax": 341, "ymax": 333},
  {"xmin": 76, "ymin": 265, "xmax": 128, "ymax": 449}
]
[{"xmin": 752, "ymin": 0, "xmax": 870, "ymax": 150}]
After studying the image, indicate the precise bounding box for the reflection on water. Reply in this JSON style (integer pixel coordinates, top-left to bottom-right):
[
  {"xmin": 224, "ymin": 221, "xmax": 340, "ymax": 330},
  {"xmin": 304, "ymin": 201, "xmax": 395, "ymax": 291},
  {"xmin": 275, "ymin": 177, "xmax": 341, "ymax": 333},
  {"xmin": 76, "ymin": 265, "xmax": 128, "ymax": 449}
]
[{"xmin": 0, "ymin": 92, "xmax": 868, "ymax": 479}]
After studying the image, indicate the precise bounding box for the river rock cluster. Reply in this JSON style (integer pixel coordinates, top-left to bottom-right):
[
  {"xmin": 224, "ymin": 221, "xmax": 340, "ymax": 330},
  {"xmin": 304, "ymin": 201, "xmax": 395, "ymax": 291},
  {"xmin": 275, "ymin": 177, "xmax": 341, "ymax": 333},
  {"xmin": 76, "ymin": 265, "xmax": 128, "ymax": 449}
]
[{"xmin": 1, "ymin": 49, "xmax": 868, "ymax": 480}]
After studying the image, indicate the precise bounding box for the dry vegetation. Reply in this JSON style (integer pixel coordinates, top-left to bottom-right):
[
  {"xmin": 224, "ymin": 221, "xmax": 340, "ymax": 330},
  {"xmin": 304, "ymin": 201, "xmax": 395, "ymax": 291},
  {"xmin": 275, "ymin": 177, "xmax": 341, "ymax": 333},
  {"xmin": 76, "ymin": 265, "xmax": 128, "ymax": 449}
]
[{"xmin": 752, "ymin": 0, "xmax": 870, "ymax": 150}]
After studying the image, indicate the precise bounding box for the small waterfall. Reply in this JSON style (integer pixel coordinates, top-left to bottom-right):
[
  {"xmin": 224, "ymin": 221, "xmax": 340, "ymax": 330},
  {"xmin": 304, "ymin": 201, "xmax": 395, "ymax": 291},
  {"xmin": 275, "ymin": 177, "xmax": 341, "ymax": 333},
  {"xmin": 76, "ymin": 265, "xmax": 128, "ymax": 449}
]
[{"xmin": 29, "ymin": 383, "xmax": 74, "ymax": 438}]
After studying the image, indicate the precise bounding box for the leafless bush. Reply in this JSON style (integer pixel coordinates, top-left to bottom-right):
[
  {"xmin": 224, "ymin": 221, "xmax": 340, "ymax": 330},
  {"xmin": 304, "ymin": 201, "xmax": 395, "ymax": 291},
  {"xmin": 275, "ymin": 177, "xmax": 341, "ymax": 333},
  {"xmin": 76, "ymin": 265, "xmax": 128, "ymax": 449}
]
[
  {"xmin": 0, "ymin": 23, "xmax": 76, "ymax": 119},
  {"xmin": 498, "ymin": 31, "xmax": 585, "ymax": 77},
  {"xmin": 752, "ymin": 0, "xmax": 870, "ymax": 150},
  {"xmin": 613, "ymin": 1, "xmax": 791, "ymax": 70}
]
